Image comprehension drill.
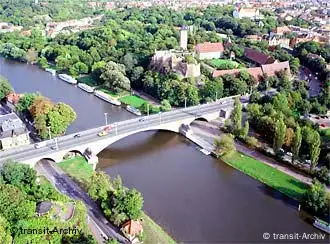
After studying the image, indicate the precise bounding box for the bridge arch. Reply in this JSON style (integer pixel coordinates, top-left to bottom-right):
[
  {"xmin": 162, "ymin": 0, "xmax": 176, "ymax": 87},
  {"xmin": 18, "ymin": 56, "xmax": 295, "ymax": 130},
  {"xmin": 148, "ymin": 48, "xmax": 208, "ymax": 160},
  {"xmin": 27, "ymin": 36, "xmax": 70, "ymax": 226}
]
[{"xmin": 63, "ymin": 150, "xmax": 84, "ymax": 160}]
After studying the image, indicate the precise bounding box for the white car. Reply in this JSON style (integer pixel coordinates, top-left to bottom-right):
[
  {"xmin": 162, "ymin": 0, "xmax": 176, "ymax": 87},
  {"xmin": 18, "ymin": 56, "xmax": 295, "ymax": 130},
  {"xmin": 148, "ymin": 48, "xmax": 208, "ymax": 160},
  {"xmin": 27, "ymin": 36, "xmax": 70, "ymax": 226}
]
[
  {"xmin": 305, "ymin": 160, "xmax": 311, "ymax": 165},
  {"xmin": 286, "ymin": 152, "xmax": 293, "ymax": 157}
]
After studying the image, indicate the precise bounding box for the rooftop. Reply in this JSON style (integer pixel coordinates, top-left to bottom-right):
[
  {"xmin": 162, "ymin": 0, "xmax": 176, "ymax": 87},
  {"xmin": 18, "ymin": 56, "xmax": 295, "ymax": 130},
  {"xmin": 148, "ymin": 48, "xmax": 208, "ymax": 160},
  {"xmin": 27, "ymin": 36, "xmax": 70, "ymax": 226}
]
[
  {"xmin": 0, "ymin": 113, "xmax": 28, "ymax": 139},
  {"xmin": 195, "ymin": 42, "xmax": 224, "ymax": 53},
  {"xmin": 244, "ymin": 48, "xmax": 275, "ymax": 65}
]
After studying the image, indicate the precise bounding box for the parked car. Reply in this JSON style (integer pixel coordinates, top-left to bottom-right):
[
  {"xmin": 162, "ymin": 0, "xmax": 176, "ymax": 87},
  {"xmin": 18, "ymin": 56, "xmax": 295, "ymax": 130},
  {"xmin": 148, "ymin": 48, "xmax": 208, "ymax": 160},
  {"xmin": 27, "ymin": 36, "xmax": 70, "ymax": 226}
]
[
  {"xmin": 315, "ymin": 116, "xmax": 320, "ymax": 119},
  {"xmin": 74, "ymin": 134, "xmax": 81, "ymax": 138},
  {"xmin": 286, "ymin": 152, "xmax": 293, "ymax": 157},
  {"xmin": 321, "ymin": 123, "xmax": 326, "ymax": 127},
  {"xmin": 321, "ymin": 115, "xmax": 328, "ymax": 119},
  {"xmin": 139, "ymin": 118, "xmax": 146, "ymax": 122},
  {"xmin": 305, "ymin": 159, "xmax": 311, "ymax": 165}
]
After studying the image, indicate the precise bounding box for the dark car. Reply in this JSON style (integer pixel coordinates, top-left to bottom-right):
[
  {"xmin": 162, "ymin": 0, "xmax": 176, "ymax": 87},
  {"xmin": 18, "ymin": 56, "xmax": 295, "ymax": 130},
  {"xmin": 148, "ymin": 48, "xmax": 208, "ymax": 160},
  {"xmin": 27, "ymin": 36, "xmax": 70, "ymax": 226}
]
[
  {"xmin": 139, "ymin": 117, "xmax": 146, "ymax": 122},
  {"xmin": 74, "ymin": 134, "xmax": 81, "ymax": 138}
]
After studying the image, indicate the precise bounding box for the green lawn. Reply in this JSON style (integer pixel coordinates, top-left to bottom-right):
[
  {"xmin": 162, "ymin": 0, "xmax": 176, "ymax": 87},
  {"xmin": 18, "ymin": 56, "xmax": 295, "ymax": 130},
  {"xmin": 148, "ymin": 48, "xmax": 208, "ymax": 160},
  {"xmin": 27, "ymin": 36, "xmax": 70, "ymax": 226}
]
[
  {"xmin": 58, "ymin": 156, "xmax": 93, "ymax": 189},
  {"xmin": 77, "ymin": 75, "xmax": 98, "ymax": 86},
  {"xmin": 99, "ymin": 88, "xmax": 130, "ymax": 98},
  {"xmin": 221, "ymin": 151, "xmax": 309, "ymax": 200},
  {"xmin": 119, "ymin": 95, "xmax": 147, "ymax": 107},
  {"xmin": 209, "ymin": 59, "xmax": 242, "ymax": 69},
  {"xmin": 142, "ymin": 212, "xmax": 176, "ymax": 244}
]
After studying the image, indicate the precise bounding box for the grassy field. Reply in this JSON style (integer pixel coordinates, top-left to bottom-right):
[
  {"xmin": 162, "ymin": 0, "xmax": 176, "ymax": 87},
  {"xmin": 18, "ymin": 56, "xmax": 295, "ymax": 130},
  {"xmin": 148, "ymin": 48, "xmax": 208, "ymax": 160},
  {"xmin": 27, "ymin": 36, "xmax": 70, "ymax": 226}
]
[
  {"xmin": 221, "ymin": 151, "xmax": 309, "ymax": 200},
  {"xmin": 99, "ymin": 88, "xmax": 130, "ymax": 98},
  {"xmin": 209, "ymin": 59, "xmax": 241, "ymax": 69},
  {"xmin": 58, "ymin": 156, "xmax": 93, "ymax": 189},
  {"xmin": 119, "ymin": 95, "xmax": 147, "ymax": 108},
  {"xmin": 77, "ymin": 75, "xmax": 98, "ymax": 86},
  {"xmin": 142, "ymin": 212, "xmax": 176, "ymax": 244}
]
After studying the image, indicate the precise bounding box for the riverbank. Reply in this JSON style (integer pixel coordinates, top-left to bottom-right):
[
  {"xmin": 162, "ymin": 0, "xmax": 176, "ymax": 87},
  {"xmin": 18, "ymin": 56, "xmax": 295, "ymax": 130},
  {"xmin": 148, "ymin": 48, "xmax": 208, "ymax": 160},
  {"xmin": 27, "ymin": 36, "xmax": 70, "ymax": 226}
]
[
  {"xmin": 188, "ymin": 122, "xmax": 309, "ymax": 201},
  {"xmin": 58, "ymin": 155, "xmax": 176, "ymax": 244}
]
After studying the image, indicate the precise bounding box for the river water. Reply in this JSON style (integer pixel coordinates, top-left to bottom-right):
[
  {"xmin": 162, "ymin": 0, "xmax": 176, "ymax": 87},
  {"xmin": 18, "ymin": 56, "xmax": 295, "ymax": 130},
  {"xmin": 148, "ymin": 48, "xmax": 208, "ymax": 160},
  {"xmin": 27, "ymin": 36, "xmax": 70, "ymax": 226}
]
[{"xmin": 0, "ymin": 58, "xmax": 327, "ymax": 243}]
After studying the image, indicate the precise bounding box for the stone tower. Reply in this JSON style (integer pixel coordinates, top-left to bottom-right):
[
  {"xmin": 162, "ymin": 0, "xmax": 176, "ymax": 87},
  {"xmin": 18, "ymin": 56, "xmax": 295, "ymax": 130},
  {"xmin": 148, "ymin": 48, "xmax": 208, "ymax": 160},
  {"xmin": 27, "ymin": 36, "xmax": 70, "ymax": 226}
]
[{"xmin": 180, "ymin": 26, "xmax": 188, "ymax": 50}]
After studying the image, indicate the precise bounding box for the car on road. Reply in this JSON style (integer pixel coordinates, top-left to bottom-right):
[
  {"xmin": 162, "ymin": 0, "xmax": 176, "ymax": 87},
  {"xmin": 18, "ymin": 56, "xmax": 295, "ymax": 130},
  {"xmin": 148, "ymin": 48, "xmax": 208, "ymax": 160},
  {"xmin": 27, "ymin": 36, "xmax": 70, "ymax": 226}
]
[
  {"xmin": 320, "ymin": 123, "xmax": 326, "ymax": 128},
  {"xmin": 74, "ymin": 134, "xmax": 81, "ymax": 138},
  {"xmin": 321, "ymin": 115, "xmax": 328, "ymax": 119},
  {"xmin": 98, "ymin": 131, "xmax": 108, "ymax": 137},
  {"xmin": 286, "ymin": 152, "xmax": 293, "ymax": 157},
  {"xmin": 35, "ymin": 141, "xmax": 47, "ymax": 149},
  {"xmin": 139, "ymin": 117, "xmax": 146, "ymax": 122}
]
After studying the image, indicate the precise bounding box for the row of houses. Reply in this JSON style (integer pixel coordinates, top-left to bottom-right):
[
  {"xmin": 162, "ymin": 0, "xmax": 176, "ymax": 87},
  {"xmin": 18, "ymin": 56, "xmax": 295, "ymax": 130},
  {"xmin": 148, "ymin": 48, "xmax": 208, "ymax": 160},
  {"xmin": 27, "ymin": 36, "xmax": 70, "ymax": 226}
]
[{"xmin": 212, "ymin": 47, "xmax": 291, "ymax": 82}]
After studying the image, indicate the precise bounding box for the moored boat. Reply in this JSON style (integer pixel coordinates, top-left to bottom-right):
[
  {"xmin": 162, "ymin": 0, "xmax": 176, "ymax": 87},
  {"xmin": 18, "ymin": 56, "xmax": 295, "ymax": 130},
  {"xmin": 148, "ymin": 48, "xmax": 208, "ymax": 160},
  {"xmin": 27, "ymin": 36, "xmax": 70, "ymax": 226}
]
[
  {"xmin": 45, "ymin": 68, "xmax": 56, "ymax": 76},
  {"xmin": 313, "ymin": 218, "xmax": 330, "ymax": 234},
  {"xmin": 58, "ymin": 74, "xmax": 77, "ymax": 84},
  {"xmin": 126, "ymin": 105, "xmax": 142, "ymax": 116},
  {"xmin": 94, "ymin": 90, "xmax": 121, "ymax": 106},
  {"xmin": 77, "ymin": 83, "xmax": 94, "ymax": 93}
]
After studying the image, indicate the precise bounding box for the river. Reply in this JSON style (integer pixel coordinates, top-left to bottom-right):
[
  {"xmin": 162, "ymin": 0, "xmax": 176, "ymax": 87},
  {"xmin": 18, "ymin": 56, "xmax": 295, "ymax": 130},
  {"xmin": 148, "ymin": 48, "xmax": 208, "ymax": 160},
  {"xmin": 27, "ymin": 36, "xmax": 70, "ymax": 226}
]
[{"xmin": 0, "ymin": 58, "xmax": 327, "ymax": 243}]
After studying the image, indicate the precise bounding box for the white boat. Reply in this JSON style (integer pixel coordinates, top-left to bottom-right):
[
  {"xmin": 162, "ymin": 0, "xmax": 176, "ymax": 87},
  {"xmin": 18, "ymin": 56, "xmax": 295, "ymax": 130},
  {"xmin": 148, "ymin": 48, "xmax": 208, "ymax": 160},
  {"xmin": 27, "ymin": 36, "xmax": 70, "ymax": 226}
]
[
  {"xmin": 58, "ymin": 74, "xmax": 77, "ymax": 84},
  {"xmin": 77, "ymin": 83, "xmax": 94, "ymax": 93},
  {"xmin": 200, "ymin": 148, "xmax": 211, "ymax": 155},
  {"xmin": 313, "ymin": 218, "xmax": 330, "ymax": 234},
  {"xmin": 126, "ymin": 105, "xmax": 142, "ymax": 116},
  {"xmin": 45, "ymin": 68, "xmax": 56, "ymax": 76},
  {"xmin": 94, "ymin": 90, "xmax": 121, "ymax": 106}
]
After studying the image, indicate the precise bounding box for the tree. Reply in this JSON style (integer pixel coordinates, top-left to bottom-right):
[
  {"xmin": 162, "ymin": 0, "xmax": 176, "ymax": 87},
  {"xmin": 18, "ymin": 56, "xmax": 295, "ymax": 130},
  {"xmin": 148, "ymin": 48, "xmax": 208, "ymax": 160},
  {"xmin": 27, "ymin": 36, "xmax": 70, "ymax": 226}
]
[
  {"xmin": 53, "ymin": 102, "xmax": 76, "ymax": 126},
  {"xmin": 242, "ymin": 121, "xmax": 249, "ymax": 139},
  {"xmin": 290, "ymin": 125, "xmax": 302, "ymax": 162},
  {"xmin": 15, "ymin": 93, "xmax": 37, "ymax": 112},
  {"xmin": 114, "ymin": 188, "xmax": 143, "ymax": 220},
  {"xmin": 34, "ymin": 114, "xmax": 48, "ymax": 139},
  {"xmin": 29, "ymin": 96, "xmax": 53, "ymax": 119},
  {"xmin": 0, "ymin": 76, "xmax": 13, "ymax": 100},
  {"xmin": 214, "ymin": 134, "xmax": 236, "ymax": 156},
  {"xmin": 309, "ymin": 131, "xmax": 321, "ymax": 171},
  {"xmin": 70, "ymin": 62, "xmax": 89, "ymax": 76},
  {"xmin": 273, "ymin": 117, "xmax": 286, "ymax": 153},
  {"xmin": 130, "ymin": 66, "xmax": 144, "ymax": 89},
  {"xmin": 0, "ymin": 184, "xmax": 36, "ymax": 225},
  {"xmin": 160, "ymin": 99, "xmax": 171, "ymax": 112},
  {"xmin": 0, "ymin": 215, "xmax": 12, "ymax": 243},
  {"xmin": 38, "ymin": 56, "xmax": 49, "ymax": 69},
  {"xmin": 100, "ymin": 61, "xmax": 131, "ymax": 91},
  {"xmin": 284, "ymin": 127, "xmax": 294, "ymax": 148},
  {"xmin": 88, "ymin": 172, "xmax": 112, "ymax": 202},
  {"xmin": 231, "ymin": 97, "xmax": 242, "ymax": 136},
  {"xmin": 199, "ymin": 78, "xmax": 223, "ymax": 101},
  {"xmin": 303, "ymin": 180, "xmax": 327, "ymax": 216},
  {"xmin": 1, "ymin": 162, "xmax": 37, "ymax": 194},
  {"xmin": 120, "ymin": 53, "xmax": 137, "ymax": 74}
]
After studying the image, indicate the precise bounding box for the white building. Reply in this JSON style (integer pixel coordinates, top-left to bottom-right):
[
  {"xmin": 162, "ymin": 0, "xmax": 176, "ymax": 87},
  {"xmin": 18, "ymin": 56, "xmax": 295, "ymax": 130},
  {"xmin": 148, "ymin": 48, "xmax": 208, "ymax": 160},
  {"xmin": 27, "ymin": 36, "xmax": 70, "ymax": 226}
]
[
  {"xmin": 233, "ymin": 8, "xmax": 261, "ymax": 20},
  {"xmin": 195, "ymin": 42, "xmax": 224, "ymax": 60},
  {"xmin": 0, "ymin": 113, "xmax": 30, "ymax": 150}
]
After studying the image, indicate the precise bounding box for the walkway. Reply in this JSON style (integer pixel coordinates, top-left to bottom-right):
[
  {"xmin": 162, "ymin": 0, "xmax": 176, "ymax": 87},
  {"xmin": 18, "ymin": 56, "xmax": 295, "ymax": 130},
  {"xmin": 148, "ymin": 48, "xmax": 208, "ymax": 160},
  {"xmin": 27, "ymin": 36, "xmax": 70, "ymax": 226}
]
[{"xmin": 190, "ymin": 120, "xmax": 330, "ymax": 192}]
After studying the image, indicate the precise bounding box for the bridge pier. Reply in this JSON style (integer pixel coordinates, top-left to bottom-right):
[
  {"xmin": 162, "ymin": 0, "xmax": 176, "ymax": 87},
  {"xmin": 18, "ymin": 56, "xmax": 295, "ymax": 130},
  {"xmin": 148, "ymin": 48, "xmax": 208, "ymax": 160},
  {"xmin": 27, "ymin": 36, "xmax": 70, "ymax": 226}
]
[{"xmin": 83, "ymin": 148, "xmax": 99, "ymax": 171}]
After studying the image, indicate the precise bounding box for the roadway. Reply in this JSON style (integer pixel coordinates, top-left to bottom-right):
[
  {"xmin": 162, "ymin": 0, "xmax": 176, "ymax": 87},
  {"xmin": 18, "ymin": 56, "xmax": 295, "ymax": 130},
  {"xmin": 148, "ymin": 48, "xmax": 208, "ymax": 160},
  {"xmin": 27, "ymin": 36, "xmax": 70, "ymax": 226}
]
[{"xmin": 0, "ymin": 98, "xmax": 235, "ymax": 163}]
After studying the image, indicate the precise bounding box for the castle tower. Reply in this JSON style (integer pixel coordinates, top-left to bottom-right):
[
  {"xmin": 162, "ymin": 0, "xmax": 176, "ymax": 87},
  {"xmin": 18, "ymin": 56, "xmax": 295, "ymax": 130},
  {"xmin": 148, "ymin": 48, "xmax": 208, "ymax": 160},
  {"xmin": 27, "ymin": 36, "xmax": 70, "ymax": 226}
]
[{"xmin": 180, "ymin": 26, "xmax": 188, "ymax": 50}]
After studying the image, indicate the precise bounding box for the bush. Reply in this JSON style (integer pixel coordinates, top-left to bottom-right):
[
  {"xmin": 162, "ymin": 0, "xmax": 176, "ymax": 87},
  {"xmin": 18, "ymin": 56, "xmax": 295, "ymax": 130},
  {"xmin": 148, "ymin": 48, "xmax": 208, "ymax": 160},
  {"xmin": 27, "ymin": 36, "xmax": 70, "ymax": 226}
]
[
  {"xmin": 316, "ymin": 167, "xmax": 330, "ymax": 186},
  {"xmin": 160, "ymin": 99, "xmax": 171, "ymax": 112},
  {"xmin": 246, "ymin": 136, "xmax": 259, "ymax": 148}
]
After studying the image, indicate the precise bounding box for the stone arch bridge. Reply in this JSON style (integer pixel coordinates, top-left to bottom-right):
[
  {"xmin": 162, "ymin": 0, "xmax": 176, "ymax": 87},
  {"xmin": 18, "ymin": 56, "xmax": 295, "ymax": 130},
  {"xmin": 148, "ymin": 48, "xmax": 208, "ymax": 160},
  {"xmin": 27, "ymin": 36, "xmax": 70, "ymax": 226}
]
[{"xmin": 0, "ymin": 98, "xmax": 234, "ymax": 168}]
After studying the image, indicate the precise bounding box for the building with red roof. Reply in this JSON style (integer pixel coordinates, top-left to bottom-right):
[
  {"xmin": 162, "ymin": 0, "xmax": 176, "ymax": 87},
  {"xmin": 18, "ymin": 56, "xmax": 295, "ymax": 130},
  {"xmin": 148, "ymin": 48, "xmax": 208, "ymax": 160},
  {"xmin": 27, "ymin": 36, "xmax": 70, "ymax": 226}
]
[
  {"xmin": 244, "ymin": 48, "xmax": 275, "ymax": 65},
  {"xmin": 212, "ymin": 67, "xmax": 263, "ymax": 82},
  {"xmin": 195, "ymin": 42, "xmax": 224, "ymax": 60},
  {"xmin": 121, "ymin": 220, "xmax": 143, "ymax": 242},
  {"xmin": 261, "ymin": 61, "xmax": 290, "ymax": 77}
]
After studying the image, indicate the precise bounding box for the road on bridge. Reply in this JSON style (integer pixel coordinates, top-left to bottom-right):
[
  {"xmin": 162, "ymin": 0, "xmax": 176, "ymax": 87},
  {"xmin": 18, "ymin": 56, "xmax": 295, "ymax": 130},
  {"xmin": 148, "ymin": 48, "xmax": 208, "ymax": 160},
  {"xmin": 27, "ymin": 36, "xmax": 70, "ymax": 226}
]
[
  {"xmin": 0, "ymin": 98, "xmax": 235, "ymax": 163},
  {"xmin": 35, "ymin": 160, "xmax": 128, "ymax": 243}
]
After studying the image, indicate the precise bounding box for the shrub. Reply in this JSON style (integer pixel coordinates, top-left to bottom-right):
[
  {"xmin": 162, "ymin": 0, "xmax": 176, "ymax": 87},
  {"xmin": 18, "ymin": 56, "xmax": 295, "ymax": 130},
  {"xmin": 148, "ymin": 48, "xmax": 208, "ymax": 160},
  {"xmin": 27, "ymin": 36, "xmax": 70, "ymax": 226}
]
[
  {"xmin": 246, "ymin": 136, "xmax": 259, "ymax": 148},
  {"xmin": 316, "ymin": 167, "xmax": 330, "ymax": 186}
]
